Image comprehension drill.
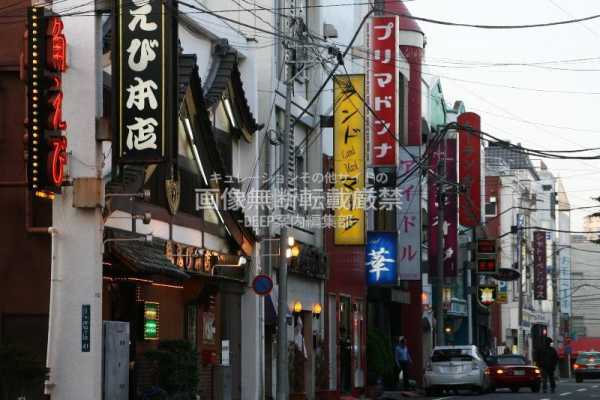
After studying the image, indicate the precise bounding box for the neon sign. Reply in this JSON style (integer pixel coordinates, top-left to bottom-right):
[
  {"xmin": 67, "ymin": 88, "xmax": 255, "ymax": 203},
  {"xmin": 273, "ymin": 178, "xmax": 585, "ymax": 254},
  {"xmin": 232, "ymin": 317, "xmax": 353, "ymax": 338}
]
[{"xmin": 25, "ymin": 7, "xmax": 68, "ymax": 198}]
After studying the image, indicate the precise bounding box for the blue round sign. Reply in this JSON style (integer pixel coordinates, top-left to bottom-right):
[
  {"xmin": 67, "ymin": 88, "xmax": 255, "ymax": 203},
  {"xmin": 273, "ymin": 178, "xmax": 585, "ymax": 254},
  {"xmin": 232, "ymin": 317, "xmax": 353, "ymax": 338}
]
[{"xmin": 252, "ymin": 274, "xmax": 273, "ymax": 296}]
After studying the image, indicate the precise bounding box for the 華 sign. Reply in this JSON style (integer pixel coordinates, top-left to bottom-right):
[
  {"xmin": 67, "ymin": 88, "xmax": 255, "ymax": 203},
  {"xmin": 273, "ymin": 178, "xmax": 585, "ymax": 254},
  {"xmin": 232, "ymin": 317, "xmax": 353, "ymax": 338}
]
[
  {"xmin": 25, "ymin": 7, "xmax": 68, "ymax": 199},
  {"xmin": 113, "ymin": 0, "xmax": 177, "ymax": 164},
  {"xmin": 370, "ymin": 16, "xmax": 399, "ymax": 166},
  {"xmin": 397, "ymin": 147, "xmax": 421, "ymax": 280},
  {"xmin": 366, "ymin": 232, "xmax": 397, "ymax": 285},
  {"xmin": 533, "ymin": 231, "xmax": 547, "ymax": 300},
  {"xmin": 333, "ymin": 75, "xmax": 365, "ymax": 245}
]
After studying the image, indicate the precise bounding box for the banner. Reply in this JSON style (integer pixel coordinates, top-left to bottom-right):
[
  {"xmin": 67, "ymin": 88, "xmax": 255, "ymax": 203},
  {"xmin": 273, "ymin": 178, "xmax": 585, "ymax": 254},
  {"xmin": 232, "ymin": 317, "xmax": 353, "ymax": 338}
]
[
  {"xmin": 366, "ymin": 232, "xmax": 397, "ymax": 285},
  {"xmin": 533, "ymin": 230, "xmax": 547, "ymax": 300},
  {"xmin": 458, "ymin": 112, "xmax": 481, "ymax": 227},
  {"xmin": 497, "ymin": 281, "xmax": 508, "ymax": 304},
  {"xmin": 397, "ymin": 147, "xmax": 421, "ymax": 280},
  {"xmin": 333, "ymin": 75, "xmax": 365, "ymax": 245},
  {"xmin": 113, "ymin": 0, "xmax": 177, "ymax": 164},
  {"xmin": 428, "ymin": 139, "xmax": 458, "ymax": 277},
  {"xmin": 370, "ymin": 16, "xmax": 399, "ymax": 166}
]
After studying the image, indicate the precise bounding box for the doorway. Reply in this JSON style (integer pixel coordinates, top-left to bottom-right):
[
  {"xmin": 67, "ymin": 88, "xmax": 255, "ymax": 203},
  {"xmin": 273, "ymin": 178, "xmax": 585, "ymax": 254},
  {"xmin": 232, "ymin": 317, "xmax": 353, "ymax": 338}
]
[{"xmin": 339, "ymin": 296, "xmax": 352, "ymax": 393}]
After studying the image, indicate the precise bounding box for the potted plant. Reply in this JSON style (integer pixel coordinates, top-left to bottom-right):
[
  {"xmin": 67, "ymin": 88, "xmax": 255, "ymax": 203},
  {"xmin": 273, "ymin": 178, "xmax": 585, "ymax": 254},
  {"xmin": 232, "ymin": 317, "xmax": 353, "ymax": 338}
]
[
  {"xmin": 145, "ymin": 340, "xmax": 199, "ymax": 399},
  {"xmin": 366, "ymin": 329, "xmax": 395, "ymax": 397}
]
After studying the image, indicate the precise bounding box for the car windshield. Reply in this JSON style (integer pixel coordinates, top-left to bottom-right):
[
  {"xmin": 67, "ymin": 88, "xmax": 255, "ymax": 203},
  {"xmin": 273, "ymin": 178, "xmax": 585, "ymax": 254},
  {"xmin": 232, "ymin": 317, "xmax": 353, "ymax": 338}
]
[
  {"xmin": 577, "ymin": 353, "xmax": 600, "ymax": 363},
  {"xmin": 432, "ymin": 349, "xmax": 474, "ymax": 362},
  {"xmin": 496, "ymin": 356, "xmax": 526, "ymax": 366}
]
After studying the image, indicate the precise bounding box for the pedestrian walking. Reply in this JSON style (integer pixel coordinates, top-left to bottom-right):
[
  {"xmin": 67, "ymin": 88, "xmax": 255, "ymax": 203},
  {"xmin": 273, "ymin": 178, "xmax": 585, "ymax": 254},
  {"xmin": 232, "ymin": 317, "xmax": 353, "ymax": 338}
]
[
  {"xmin": 535, "ymin": 337, "xmax": 559, "ymax": 393},
  {"xmin": 395, "ymin": 336, "xmax": 412, "ymax": 390}
]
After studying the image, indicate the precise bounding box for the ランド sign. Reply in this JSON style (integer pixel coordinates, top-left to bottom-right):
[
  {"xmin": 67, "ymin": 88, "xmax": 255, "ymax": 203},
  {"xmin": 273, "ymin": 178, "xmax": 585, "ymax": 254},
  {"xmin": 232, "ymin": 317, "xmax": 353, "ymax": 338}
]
[
  {"xmin": 370, "ymin": 16, "xmax": 399, "ymax": 167},
  {"xmin": 114, "ymin": 0, "xmax": 175, "ymax": 164},
  {"xmin": 333, "ymin": 75, "xmax": 365, "ymax": 245}
]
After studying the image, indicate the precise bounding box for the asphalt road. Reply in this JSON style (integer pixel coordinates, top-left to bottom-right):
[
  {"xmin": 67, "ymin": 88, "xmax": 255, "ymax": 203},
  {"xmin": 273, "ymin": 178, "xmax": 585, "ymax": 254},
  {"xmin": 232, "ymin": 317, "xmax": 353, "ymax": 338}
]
[{"xmin": 427, "ymin": 379, "xmax": 600, "ymax": 400}]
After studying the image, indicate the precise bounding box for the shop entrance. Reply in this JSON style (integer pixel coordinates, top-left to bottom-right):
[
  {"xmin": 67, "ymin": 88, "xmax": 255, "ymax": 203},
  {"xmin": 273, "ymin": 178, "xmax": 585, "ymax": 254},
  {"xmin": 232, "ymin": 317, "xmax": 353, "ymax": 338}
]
[{"xmin": 339, "ymin": 296, "xmax": 352, "ymax": 393}]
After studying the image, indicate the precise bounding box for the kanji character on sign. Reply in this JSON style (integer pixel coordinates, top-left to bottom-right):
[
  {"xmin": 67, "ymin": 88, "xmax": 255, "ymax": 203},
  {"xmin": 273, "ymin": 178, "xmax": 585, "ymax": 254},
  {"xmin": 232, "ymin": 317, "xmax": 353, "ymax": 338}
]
[
  {"xmin": 126, "ymin": 117, "xmax": 158, "ymax": 150},
  {"xmin": 367, "ymin": 247, "xmax": 394, "ymax": 281},
  {"xmin": 126, "ymin": 77, "xmax": 158, "ymax": 110}
]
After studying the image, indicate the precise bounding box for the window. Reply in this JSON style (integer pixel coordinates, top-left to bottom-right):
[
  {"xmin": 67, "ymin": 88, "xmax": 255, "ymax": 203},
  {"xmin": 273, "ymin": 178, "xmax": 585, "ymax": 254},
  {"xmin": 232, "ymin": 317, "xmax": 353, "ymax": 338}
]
[
  {"xmin": 485, "ymin": 196, "xmax": 497, "ymax": 216},
  {"xmin": 496, "ymin": 356, "xmax": 526, "ymax": 365},
  {"xmin": 431, "ymin": 349, "xmax": 474, "ymax": 362}
]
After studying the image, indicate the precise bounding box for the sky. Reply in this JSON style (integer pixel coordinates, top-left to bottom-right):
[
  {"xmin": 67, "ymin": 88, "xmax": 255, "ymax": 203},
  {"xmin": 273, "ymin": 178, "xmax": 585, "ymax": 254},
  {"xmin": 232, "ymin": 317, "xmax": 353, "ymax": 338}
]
[{"xmin": 404, "ymin": 0, "xmax": 600, "ymax": 230}]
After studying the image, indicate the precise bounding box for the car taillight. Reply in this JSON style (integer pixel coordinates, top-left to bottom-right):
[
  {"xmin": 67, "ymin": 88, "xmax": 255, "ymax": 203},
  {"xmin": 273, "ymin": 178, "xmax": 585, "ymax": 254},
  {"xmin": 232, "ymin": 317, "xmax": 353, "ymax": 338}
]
[
  {"xmin": 426, "ymin": 363, "xmax": 432, "ymax": 372},
  {"xmin": 574, "ymin": 364, "xmax": 586, "ymax": 369},
  {"xmin": 534, "ymin": 368, "xmax": 541, "ymax": 375},
  {"xmin": 496, "ymin": 369, "xmax": 504, "ymax": 374},
  {"xmin": 472, "ymin": 362, "xmax": 479, "ymax": 371},
  {"xmin": 485, "ymin": 368, "xmax": 491, "ymax": 375}
]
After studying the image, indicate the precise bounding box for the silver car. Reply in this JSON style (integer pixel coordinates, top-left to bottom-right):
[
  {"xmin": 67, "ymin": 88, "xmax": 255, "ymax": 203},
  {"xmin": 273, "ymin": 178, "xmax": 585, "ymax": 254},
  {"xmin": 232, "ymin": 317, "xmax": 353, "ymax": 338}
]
[{"xmin": 424, "ymin": 345, "xmax": 491, "ymax": 396}]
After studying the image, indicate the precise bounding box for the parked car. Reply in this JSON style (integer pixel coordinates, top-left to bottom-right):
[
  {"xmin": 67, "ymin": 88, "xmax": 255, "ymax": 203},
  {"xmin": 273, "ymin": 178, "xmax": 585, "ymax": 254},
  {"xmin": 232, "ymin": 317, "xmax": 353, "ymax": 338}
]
[
  {"xmin": 486, "ymin": 354, "xmax": 541, "ymax": 393},
  {"xmin": 424, "ymin": 345, "xmax": 491, "ymax": 396},
  {"xmin": 574, "ymin": 351, "xmax": 600, "ymax": 382}
]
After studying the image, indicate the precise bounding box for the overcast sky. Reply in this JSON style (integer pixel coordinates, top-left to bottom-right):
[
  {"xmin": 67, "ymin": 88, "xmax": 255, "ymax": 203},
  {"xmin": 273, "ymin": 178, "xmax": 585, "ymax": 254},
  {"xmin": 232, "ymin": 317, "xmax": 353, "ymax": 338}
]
[{"xmin": 405, "ymin": 0, "xmax": 600, "ymax": 230}]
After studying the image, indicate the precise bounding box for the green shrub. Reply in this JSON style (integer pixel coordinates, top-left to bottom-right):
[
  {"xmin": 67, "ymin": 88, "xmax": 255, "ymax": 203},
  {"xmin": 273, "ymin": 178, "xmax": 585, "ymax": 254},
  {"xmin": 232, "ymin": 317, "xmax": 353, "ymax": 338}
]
[
  {"xmin": 366, "ymin": 329, "xmax": 395, "ymax": 385},
  {"xmin": 145, "ymin": 340, "xmax": 199, "ymax": 399}
]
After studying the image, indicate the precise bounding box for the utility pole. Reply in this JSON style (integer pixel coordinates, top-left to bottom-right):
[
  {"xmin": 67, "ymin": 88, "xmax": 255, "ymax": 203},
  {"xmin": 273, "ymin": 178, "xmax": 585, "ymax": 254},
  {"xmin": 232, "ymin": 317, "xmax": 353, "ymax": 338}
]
[
  {"xmin": 435, "ymin": 159, "xmax": 446, "ymax": 347},
  {"xmin": 276, "ymin": 9, "xmax": 294, "ymax": 400}
]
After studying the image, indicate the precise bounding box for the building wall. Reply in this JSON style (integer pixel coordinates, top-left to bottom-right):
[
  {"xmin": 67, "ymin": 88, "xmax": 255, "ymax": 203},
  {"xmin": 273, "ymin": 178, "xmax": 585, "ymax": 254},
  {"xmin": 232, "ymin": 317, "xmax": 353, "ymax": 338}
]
[{"xmin": 570, "ymin": 235, "xmax": 600, "ymax": 337}]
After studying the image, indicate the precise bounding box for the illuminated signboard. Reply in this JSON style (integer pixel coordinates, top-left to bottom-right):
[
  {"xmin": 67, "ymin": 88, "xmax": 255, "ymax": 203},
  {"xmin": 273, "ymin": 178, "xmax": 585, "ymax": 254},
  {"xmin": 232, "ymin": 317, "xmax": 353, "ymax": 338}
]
[
  {"xmin": 333, "ymin": 75, "xmax": 365, "ymax": 245},
  {"xmin": 143, "ymin": 301, "xmax": 160, "ymax": 340},
  {"xmin": 533, "ymin": 231, "xmax": 547, "ymax": 300},
  {"xmin": 113, "ymin": 0, "xmax": 177, "ymax": 164},
  {"xmin": 478, "ymin": 285, "xmax": 497, "ymax": 306},
  {"xmin": 458, "ymin": 112, "xmax": 482, "ymax": 227},
  {"xmin": 25, "ymin": 7, "xmax": 68, "ymax": 199},
  {"xmin": 366, "ymin": 232, "xmax": 397, "ymax": 285},
  {"xmin": 370, "ymin": 16, "xmax": 399, "ymax": 166}
]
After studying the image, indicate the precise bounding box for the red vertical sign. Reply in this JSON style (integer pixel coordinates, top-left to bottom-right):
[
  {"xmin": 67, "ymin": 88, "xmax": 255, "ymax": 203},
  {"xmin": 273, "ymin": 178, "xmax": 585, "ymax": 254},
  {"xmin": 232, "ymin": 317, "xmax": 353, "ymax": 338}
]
[
  {"xmin": 428, "ymin": 139, "xmax": 458, "ymax": 277},
  {"xmin": 533, "ymin": 231, "xmax": 547, "ymax": 300},
  {"xmin": 458, "ymin": 112, "xmax": 481, "ymax": 227},
  {"xmin": 370, "ymin": 16, "xmax": 398, "ymax": 166}
]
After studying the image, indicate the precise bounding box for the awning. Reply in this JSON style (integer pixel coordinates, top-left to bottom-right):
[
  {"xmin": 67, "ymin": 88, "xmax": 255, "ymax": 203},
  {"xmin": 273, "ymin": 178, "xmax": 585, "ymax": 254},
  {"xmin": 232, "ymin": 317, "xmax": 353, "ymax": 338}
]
[{"xmin": 105, "ymin": 228, "xmax": 190, "ymax": 282}]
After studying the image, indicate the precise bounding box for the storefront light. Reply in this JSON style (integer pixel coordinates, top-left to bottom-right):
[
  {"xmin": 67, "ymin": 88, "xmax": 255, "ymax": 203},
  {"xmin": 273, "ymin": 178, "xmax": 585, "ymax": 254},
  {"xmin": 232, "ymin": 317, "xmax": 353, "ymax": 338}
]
[
  {"xmin": 293, "ymin": 301, "xmax": 302, "ymax": 313},
  {"xmin": 291, "ymin": 246, "xmax": 300, "ymax": 257},
  {"xmin": 288, "ymin": 236, "xmax": 295, "ymax": 247},
  {"xmin": 312, "ymin": 303, "xmax": 322, "ymax": 316}
]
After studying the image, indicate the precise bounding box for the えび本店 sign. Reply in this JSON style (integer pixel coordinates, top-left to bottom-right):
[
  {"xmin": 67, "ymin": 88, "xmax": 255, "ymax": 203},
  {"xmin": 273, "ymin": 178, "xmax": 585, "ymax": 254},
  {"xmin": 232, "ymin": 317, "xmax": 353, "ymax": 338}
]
[{"xmin": 113, "ymin": 0, "xmax": 177, "ymax": 164}]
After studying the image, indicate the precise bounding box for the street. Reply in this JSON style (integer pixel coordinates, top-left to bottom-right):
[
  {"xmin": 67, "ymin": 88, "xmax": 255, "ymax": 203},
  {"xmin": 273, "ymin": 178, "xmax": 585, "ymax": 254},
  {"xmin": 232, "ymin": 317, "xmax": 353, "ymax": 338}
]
[{"xmin": 427, "ymin": 380, "xmax": 600, "ymax": 400}]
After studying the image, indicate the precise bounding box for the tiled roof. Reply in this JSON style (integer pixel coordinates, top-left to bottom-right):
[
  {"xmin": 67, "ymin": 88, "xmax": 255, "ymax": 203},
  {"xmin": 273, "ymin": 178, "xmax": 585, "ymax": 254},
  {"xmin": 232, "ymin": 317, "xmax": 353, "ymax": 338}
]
[
  {"xmin": 203, "ymin": 41, "xmax": 261, "ymax": 134},
  {"xmin": 106, "ymin": 228, "xmax": 190, "ymax": 282}
]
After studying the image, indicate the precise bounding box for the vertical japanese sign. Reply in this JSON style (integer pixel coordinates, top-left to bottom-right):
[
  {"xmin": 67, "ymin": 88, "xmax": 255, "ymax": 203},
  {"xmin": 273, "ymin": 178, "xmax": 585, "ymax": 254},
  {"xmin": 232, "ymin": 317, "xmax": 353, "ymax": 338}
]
[
  {"xmin": 428, "ymin": 139, "xmax": 458, "ymax": 277},
  {"xmin": 397, "ymin": 147, "xmax": 421, "ymax": 280},
  {"xmin": 113, "ymin": 0, "xmax": 176, "ymax": 164},
  {"xmin": 366, "ymin": 232, "xmax": 397, "ymax": 285},
  {"xmin": 81, "ymin": 304, "xmax": 91, "ymax": 352},
  {"xmin": 533, "ymin": 230, "xmax": 547, "ymax": 300},
  {"xmin": 25, "ymin": 8, "xmax": 68, "ymax": 199},
  {"xmin": 370, "ymin": 16, "xmax": 398, "ymax": 166},
  {"xmin": 333, "ymin": 75, "xmax": 365, "ymax": 245},
  {"xmin": 458, "ymin": 112, "xmax": 481, "ymax": 227}
]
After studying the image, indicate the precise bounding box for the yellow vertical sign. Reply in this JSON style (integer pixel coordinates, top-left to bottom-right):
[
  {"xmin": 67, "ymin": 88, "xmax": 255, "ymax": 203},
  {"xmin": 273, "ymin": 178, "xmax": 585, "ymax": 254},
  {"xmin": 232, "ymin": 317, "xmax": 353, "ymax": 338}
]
[{"xmin": 334, "ymin": 75, "xmax": 365, "ymax": 245}]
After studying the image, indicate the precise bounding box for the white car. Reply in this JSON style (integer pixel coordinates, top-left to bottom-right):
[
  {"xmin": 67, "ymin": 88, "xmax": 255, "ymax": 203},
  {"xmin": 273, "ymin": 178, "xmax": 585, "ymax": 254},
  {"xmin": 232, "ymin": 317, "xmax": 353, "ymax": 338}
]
[{"xmin": 424, "ymin": 345, "xmax": 491, "ymax": 396}]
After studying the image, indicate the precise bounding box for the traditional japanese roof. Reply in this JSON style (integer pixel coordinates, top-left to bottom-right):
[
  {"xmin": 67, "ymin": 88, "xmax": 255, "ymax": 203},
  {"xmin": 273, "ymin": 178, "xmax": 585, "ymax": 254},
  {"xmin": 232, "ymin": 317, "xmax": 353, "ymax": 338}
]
[
  {"xmin": 105, "ymin": 228, "xmax": 190, "ymax": 282},
  {"xmin": 203, "ymin": 41, "xmax": 262, "ymax": 140}
]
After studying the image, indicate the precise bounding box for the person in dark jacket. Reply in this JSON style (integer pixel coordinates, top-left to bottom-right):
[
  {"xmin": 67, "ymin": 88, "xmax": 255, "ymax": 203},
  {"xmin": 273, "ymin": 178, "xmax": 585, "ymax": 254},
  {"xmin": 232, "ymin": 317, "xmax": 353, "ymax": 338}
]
[{"xmin": 536, "ymin": 337, "xmax": 559, "ymax": 393}]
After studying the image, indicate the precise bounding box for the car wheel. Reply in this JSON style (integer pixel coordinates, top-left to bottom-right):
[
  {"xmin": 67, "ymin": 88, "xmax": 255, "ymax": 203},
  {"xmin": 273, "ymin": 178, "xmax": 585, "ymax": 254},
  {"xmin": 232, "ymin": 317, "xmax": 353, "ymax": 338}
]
[
  {"xmin": 576, "ymin": 375, "xmax": 583, "ymax": 383},
  {"xmin": 473, "ymin": 386, "xmax": 484, "ymax": 395},
  {"xmin": 531, "ymin": 384, "xmax": 540, "ymax": 393},
  {"xmin": 510, "ymin": 387, "xmax": 519, "ymax": 393}
]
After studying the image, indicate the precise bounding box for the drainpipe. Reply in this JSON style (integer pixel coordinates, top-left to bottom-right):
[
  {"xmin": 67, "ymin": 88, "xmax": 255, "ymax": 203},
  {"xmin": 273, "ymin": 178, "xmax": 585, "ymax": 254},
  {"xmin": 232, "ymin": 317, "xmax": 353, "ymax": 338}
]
[{"xmin": 44, "ymin": 226, "xmax": 59, "ymax": 394}]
